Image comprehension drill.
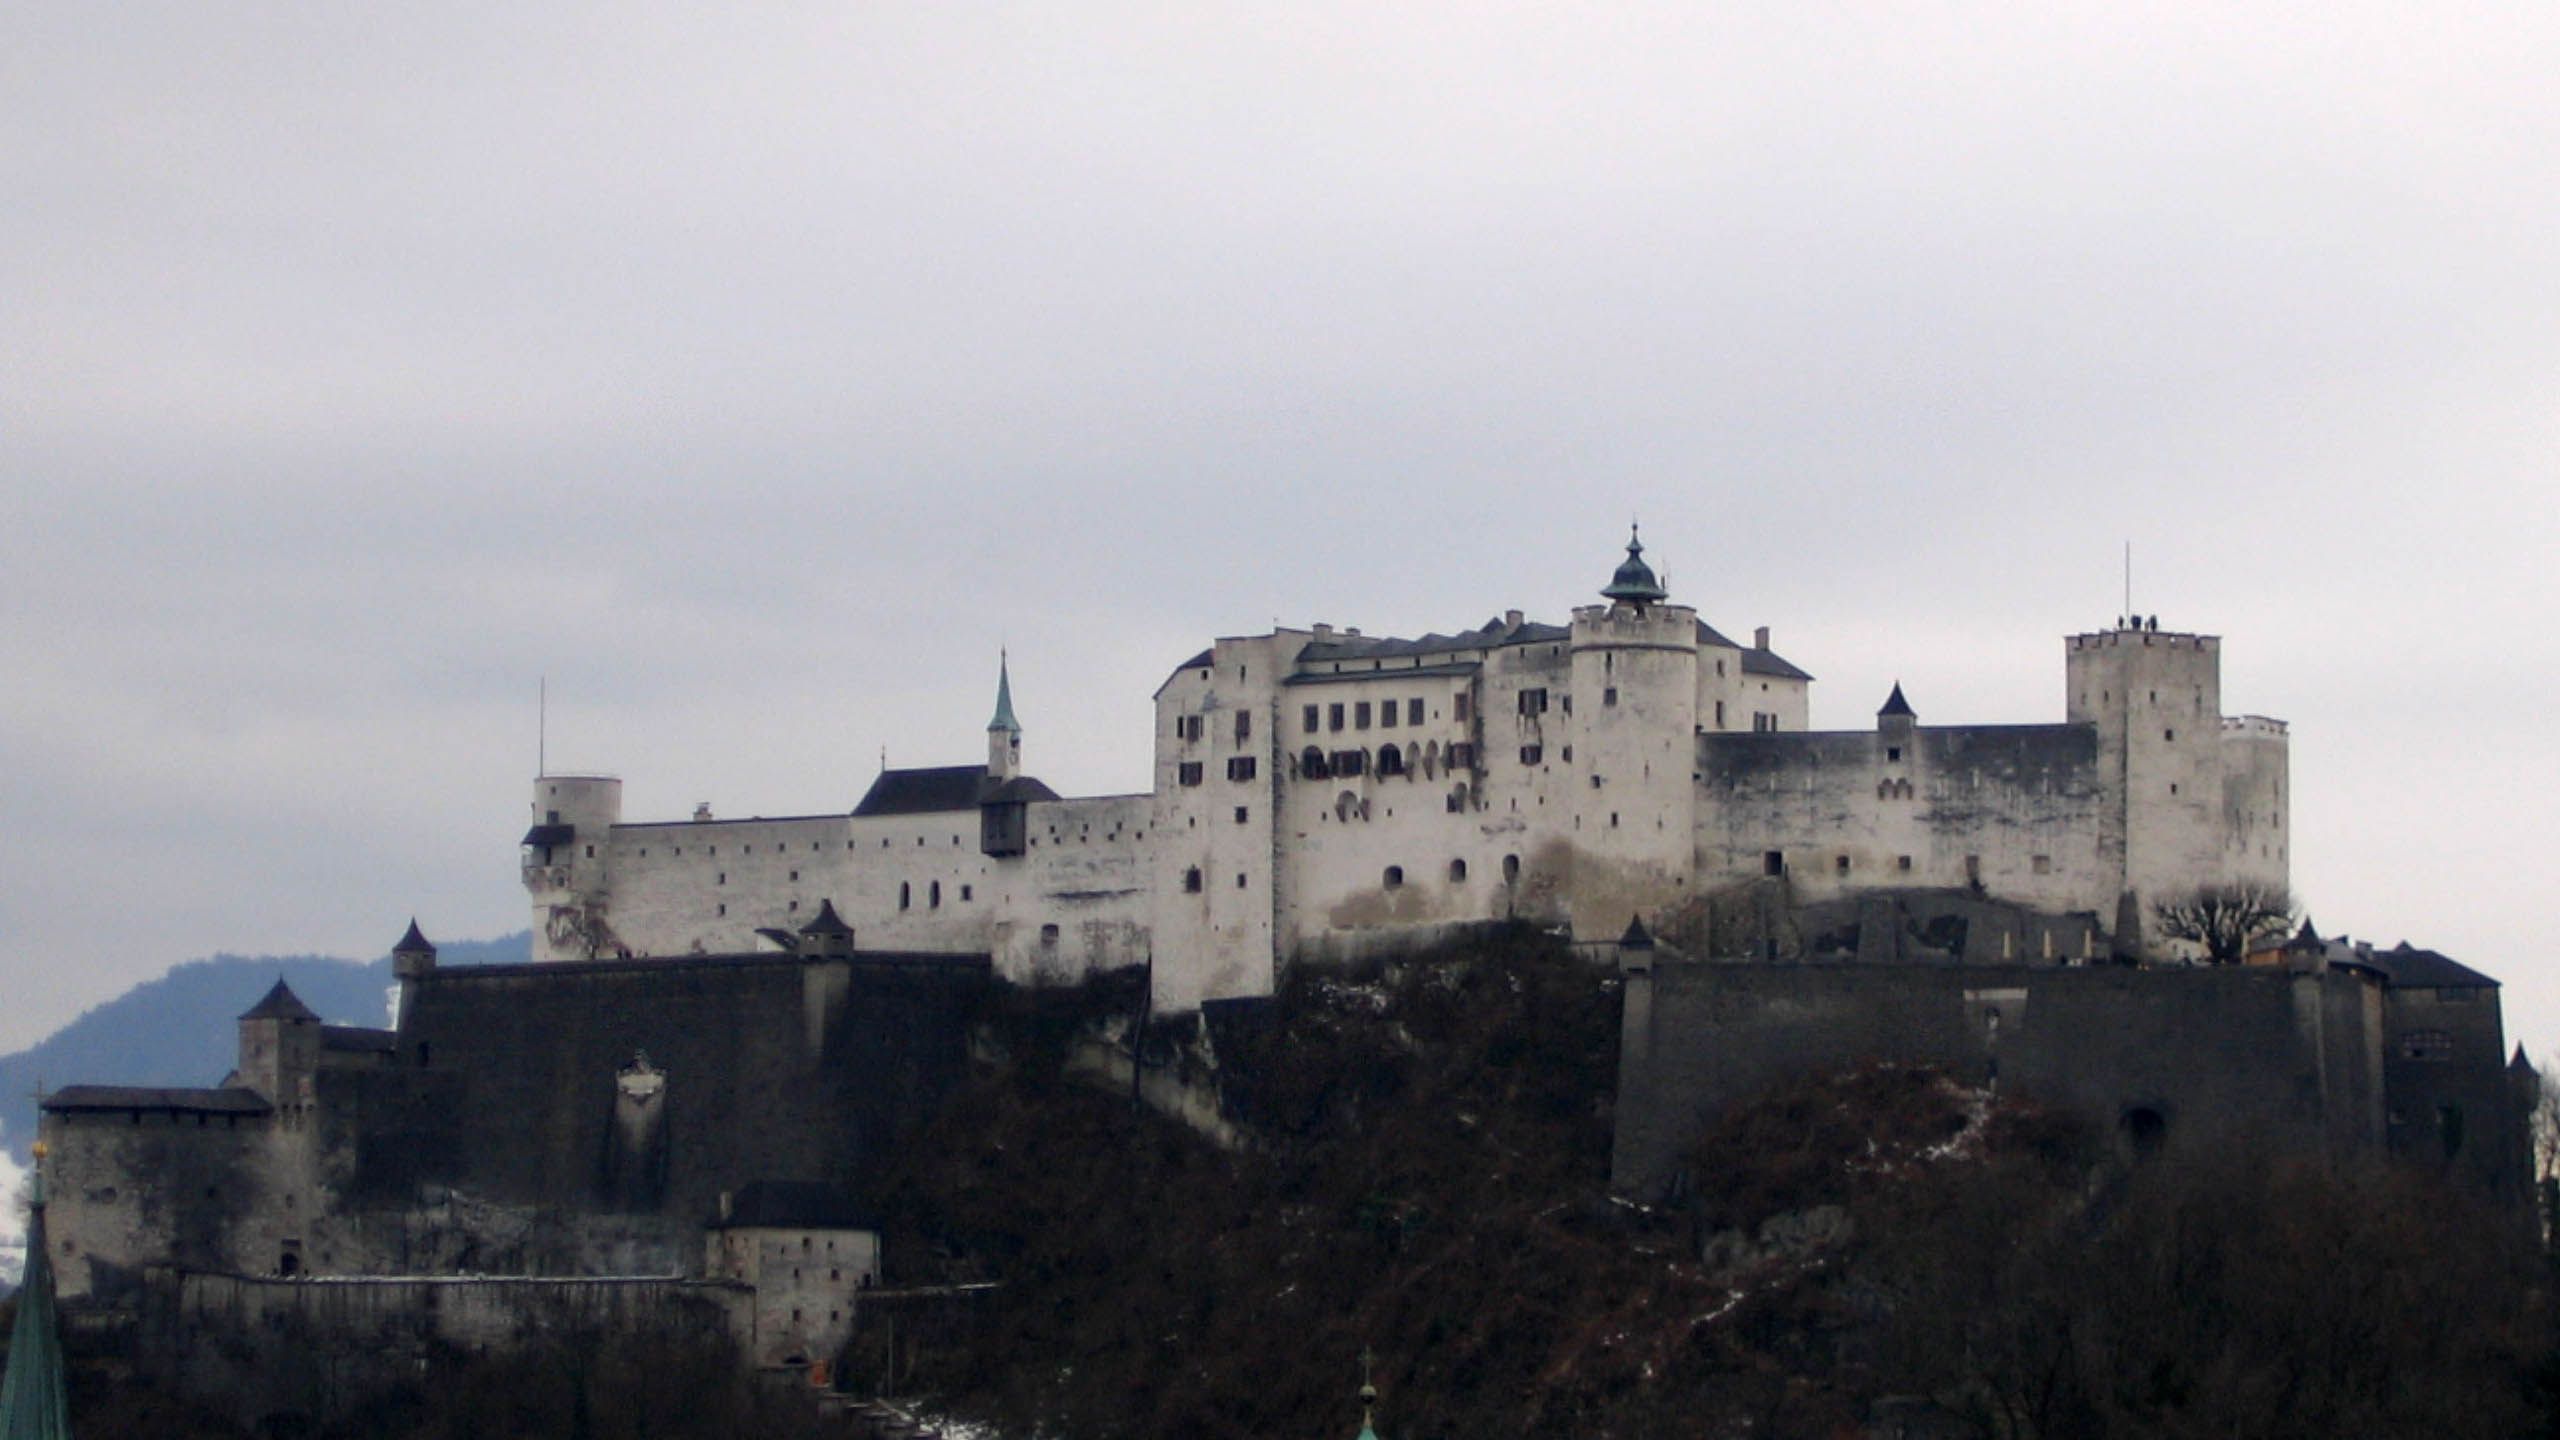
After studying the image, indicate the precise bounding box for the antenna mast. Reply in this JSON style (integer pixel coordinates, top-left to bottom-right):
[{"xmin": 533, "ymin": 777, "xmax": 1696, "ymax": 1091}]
[
  {"xmin": 539, "ymin": 675, "xmax": 547, "ymax": 778},
  {"xmin": 2123, "ymin": 542, "xmax": 2132, "ymax": 622}
]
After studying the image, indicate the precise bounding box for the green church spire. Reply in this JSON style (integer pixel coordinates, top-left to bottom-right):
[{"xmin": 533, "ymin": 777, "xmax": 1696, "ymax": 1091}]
[
  {"xmin": 1, "ymin": 1140, "xmax": 72, "ymax": 1440},
  {"xmin": 988, "ymin": 650, "xmax": 1020, "ymax": 734}
]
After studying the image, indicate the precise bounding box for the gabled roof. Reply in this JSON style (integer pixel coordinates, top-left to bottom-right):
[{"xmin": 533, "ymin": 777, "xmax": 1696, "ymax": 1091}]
[
  {"xmin": 1297, "ymin": 616, "xmax": 1571, "ymax": 666},
  {"xmin": 708, "ymin": 1180, "xmax": 875, "ymax": 1231},
  {"xmin": 240, "ymin": 979, "xmax": 319, "ymax": 1023},
  {"xmin": 1739, "ymin": 646, "xmax": 1813, "ymax": 681},
  {"xmin": 2375, "ymin": 942, "xmax": 2500, "ymax": 990},
  {"xmin": 851, "ymin": 765, "xmax": 1055, "ymax": 816}
]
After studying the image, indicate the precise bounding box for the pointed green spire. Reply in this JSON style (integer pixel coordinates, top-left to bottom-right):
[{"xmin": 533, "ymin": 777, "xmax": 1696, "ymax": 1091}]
[
  {"xmin": 2, "ymin": 1142, "xmax": 72, "ymax": 1440},
  {"xmin": 988, "ymin": 651, "xmax": 1020, "ymax": 734}
]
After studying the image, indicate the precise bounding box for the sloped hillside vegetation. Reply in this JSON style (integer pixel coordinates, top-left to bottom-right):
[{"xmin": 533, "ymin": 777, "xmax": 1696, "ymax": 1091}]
[{"xmin": 869, "ymin": 928, "xmax": 2551, "ymax": 1440}]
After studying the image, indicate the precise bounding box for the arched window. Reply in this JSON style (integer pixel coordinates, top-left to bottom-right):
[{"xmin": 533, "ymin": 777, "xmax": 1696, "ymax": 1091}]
[
  {"xmin": 1301, "ymin": 746, "xmax": 1330, "ymax": 780},
  {"xmin": 1377, "ymin": 744, "xmax": 1405, "ymax": 777},
  {"xmin": 1383, "ymin": 865, "xmax": 1405, "ymax": 890},
  {"xmin": 1449, "ymin": 858, "xmax": 1468, "ymax": 883},
  {"xmin": 1502, "ymin": 854, "xmax": 1521, "ymax": 885},
  {"xmin": 899, "ymin": 882, "xmax": 911, "ymax": 911}
]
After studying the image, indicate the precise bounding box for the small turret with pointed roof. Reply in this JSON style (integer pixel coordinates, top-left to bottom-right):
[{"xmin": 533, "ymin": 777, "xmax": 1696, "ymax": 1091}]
[
  {"xmin": 1, "ymin": 1137, "xmax": 72, "ymax": 1440},
  {"xmin": 987, "ymin": 651, "xmax": 1023, "ymax": 782},
  {"xmin": 240, "ymin": 978, "xmax": 319, "ymax": 1023},
  {"xmin": 1876, "ymin": 680, "xmax": 1915, "ymax": 744},
  {"xmin": 1599, "ymin": 524, "xmax": 1668, "ymax": 609},
  {"xmin": 798, "ymin": 898, "xmax": 856, "ymax": 958},
  {"xmin": 392, "ymin": 917, "xmax": 438, "ymax": 981},
  {"xmin": 238, "ymin": 977, "xmax": 319, "ymax": 1103}
]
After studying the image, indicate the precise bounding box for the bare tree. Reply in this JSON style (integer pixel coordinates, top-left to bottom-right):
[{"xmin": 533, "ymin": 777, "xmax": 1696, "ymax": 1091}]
[{"xmin": 2151, "ymin": 881, "xmax": 2295, "ymax": 964}]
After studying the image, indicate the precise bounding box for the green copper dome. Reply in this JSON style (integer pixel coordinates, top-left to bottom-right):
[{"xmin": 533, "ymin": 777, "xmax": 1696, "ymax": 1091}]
[{"xmin": 1600, "ymin": 525, "xmax": 1667, "ymax": 606}]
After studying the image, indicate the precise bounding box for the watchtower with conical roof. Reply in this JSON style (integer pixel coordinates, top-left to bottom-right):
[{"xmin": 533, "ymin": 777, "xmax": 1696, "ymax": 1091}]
[
  {"xmin": 1567, "ymin": 525, "xmax": 1703, "ymax": 943},
  {"xmin": 237, "ymin": 977, "xmax": 322, "ymax": 1108}
]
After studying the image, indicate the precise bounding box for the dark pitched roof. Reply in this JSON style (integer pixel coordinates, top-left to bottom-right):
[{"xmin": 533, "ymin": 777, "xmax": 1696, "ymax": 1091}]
[
  {"xmin": 521, "ymin": 823, "xmax": 576, "ymax": 847},
  {"xmin": 708, "ymin": 1180, "xmax": 875, "ymax": 1231},
  {"xmin": 42, "ymin": 1085, "xmax": 272, "ymax": 1116},
  {"xmin": 1297, "ymin": 617, "xmax": 1570, "ymax": 668},
  {"xmin": 394, "ymin": 918, "xmax": 436, "ymax": 957},
  {"xmin": 798, "ymin": 899, "xmax": 855, "ymax": 936},
  {"xmin": 2375, "ymin": 942, "xmax": 2500, "ymax": 990},
  {"xmin": 983, "ymin": 775, "xmax": 1059, "ymax": 804},
  {"xmin": 1740, "ymin": 646, "xmax": 1813, "ymax": 681},
  {"xmin": 1692, "ymin": 620, "xmax": 1812, "ymax": 680},
  {"xmin": 321, "ymin": 1026, "xmax": 398, "ymax": 1054},
  {"xmin": 852, "ymin": 765, "xmax": 984, "ymax": 816},
  {"xmin": 1877, "ymin": 682, "xmax": 1914, "ymax": 718},
  {"xmin": 240, "ymin": 979, "xmax": 319, "ymax": 1023}
]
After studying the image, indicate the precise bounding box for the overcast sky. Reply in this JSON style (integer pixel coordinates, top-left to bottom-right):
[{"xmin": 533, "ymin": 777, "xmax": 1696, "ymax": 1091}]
[{"xmin": 3, "ymin": 4, "xmax": 2554, "ymax": 1072}]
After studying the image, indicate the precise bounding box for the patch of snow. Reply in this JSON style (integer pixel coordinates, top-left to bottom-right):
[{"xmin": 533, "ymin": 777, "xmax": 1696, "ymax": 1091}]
[{"xmin": 0, "ymin": 1119, "xmax": 26, "ymax": 1286}]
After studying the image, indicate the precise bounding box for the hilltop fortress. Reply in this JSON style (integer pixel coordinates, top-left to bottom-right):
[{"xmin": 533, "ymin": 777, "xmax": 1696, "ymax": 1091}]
[
  {"xmin": 34, "ymin": 531, "xmax": 2531, "ymax": 1426},
  {"xmin": 525, "ymin": 529, "xmax": 2289, "ymax": 1008}
]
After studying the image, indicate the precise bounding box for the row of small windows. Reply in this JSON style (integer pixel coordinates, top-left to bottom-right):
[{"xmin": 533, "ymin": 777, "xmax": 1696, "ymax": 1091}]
[
  {"xmin": 1304, "ymin": 697, "xmax": 1433, "ymax": 734},
  {"xmin": 1297, "ymin": 742, "xmax": 1476, "ymax": 780},
  {"xmin": 1186, "ymin": 856, "xmax": 1519, "ymax": 893},
  {"xmin": 1174, "ymin": 712, "xmax": 1253, "ymax": 744},
  {"xmin": 895, "ymin": 881, "xmax": 973, "ymax": 909},
  {"xmin": 1174, "ymin": 756, "xmax": 1263, "ymax": 787}
]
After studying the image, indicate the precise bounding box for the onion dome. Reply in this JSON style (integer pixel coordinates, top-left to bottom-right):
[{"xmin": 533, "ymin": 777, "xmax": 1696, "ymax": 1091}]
[{"xmin": 1600, "ymin": 525, "xmax": 1668, "ymax": 606}]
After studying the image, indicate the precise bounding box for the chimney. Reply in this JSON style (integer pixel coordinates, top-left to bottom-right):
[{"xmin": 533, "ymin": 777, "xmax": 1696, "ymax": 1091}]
[
  {"xmin": 1312, "ymin": 623, "xmax": 1333, "ymax": 641},
  {"xmin": 692, "ymin": 802, "xmax": 713, "ymax": 822},
  {"xmin": 1753, "ymin": 626, "xmax": 1771, "ymax": 651},
  {"xmin": 1505, "ymin": 609, "xmax": 1524, "ymax": 629}
]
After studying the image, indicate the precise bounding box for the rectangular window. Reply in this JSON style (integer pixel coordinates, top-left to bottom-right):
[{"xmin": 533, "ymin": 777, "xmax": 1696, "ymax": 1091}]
[
  {"xmin": 1406, "ymin": 698, "xmax": 1423, "ymax": 725},
  {"xmin": 1227, "ymin": 755, "xmax": 1258, "ymax": 781},
  {"xmin": 1886, "ymin": 746, "xmax": 1902, "ymax": 762},
  {"xmin": 1835, "ymin": 855, "xmax": 1850, "ymax": 874},
  {"xmin": 1518, "ymin": 688, "xmax": 1549, "ymax": 715},
  {"xmin": 1234, "ymin": 806, "xmax": 1249, "ymax": 824},
  {"xmin": 1303, "ymin": 704, "xmax": 1320, "ymax": 734},
  {"xmin": 1181, "ymin": 714, "xmax": 1205, "ymax": 742},
  {"xmin": 1333, "ymin": 750, "xmax": 1367, "ymax": 777},
  {"xmin": 1455, "ymin": 693, "xmax": 1471, "ymax": 723},
  {"xmin": 1355, "ymin": 701, "xmax": 1372, "ymax": 729},
  {"xmin": 1380, "ymin": 701, "xmax": 1398, "ymax": 728},
  {"xmin": 961, "ymin": 885, "xmax": 972, "ymax": 901},
  {"xmin": 1519, "ymin": 744, "xmax": 1543, "ymax": 765},
  {"xmin": 1177, "ymin": 761, "xmax": 1205, "ymax": 786},
  {"xmin": 2031, "ymin": 854, "xmax": 2052, "ymax": 875},
  {"xmin": 1447, "ymin": 742, "xmax": 1475, "ymax": 770},
  {"xmin": 1896, "ymin": 855, "xmax": 1913, "ymax": 872},
  {"xmin": 1715, "ymin": 700, "xmax": 1725, "ymax": 728},
  {"xmin": 1329, "ymin": 703, "xmax": 1345, "ymax": 731},
  {"xmin": 1235, "ymin": 710, "xmax": 1251, "ymax": 742},
  {"xmin": 1603, "ymin": 687, "xmax": 1618, "ymax": 707},
  {"xmin": 1763, "ymin": 850, "xmax": 1785, "ymax": 876}
]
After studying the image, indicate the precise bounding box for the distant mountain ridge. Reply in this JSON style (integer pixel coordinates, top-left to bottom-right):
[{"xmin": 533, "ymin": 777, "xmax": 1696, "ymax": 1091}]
[{"xmin": 0, "ymin": 933, "xmax": 530, "ymax": 1168}]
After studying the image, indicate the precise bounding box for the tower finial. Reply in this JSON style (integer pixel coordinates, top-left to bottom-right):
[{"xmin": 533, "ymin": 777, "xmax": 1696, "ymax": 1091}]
[{"xmin": 1355, "ymin": 1347, "xmax": 1380, "ymax": 1440}]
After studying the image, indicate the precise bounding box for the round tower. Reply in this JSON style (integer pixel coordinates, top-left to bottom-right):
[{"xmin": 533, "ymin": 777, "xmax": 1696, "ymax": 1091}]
[
  {"xmin": 1567, "ymin": 527, "xmax": 1701, "ymax": 942},
  {"xmin": 524, "ymin": 774, "xmax": 623, "ymax": 961}
]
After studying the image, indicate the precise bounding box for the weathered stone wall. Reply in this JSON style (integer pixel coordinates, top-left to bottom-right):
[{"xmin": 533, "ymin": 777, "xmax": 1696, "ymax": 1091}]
[
  {"xmin": 1695, "ymin": 723, "xmax": 2108, "ymax": 916},
  {"xmin": 146, "ymin": 1271, "xmax": 750, "ymax": 1429},
  {"xmin": 39, "ymin": 1109, "xmax": 271, "ymax": 1302},
  {"xmin": 351, "ymin": 953, "xmax": 985, "ymax": 1231},
  {"xmin": 1612, "ymin": 960, "xmax": 2387, "ymax": 1200}
]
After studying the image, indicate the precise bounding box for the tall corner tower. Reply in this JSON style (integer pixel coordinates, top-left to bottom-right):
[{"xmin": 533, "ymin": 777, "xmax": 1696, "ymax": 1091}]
[
  {"xmin": 1566, "ymin": 527, "xmax": 1701, "ymax": 942},
  {"xmin": 523, "ymin": 772, "xmax": 624, "ymax": 961},
  {"xmin": 2065, "ymin": 621, "xmax": 2228, "ymax": 953}
]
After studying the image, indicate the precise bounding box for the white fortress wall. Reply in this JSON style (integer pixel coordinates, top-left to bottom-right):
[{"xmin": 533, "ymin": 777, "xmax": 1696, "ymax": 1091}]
[{"xmin": 1694, "ymin": 724, "xmax": 2111, "ymax": 914}]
